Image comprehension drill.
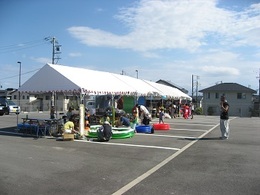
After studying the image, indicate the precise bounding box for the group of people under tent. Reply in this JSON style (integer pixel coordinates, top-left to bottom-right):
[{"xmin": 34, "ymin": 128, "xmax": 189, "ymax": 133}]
[
  {"xmin": 153, "ymin": 100, "xmax": 195, "ymax": 120},
  {"xmin": 58, "ymin": 103, "xmax": 154, "ymax": 139},
  {"xmin": 50, "ymin": 99, "xmax": 230, "ymax": 143},
  {"xmin": 61, "ymin": 97, "xmax": 183, "ymax": 136},
  {"xmin": 98, "ymin": 104, "xmax": 152, "ymax": 128}
]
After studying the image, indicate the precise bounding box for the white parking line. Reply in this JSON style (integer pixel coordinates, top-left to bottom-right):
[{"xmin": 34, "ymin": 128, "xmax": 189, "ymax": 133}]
[
  {"xmin": 74, "ymin": 139, "xmax": 180, "ymax": 151},
  {"xmin": 167, "ymin": 123, "xmax": 216, "ymax": 127},
  {"xmin": 135, "ymin": 133, "xmax": 198, "ymax": 139},
  {"xmin": 171, "ymin": 128, "xmax": 207, "ymax": 132},
  {"xmin": 112, "ymin": 123, "xmax": 220, "ymax": 195}
]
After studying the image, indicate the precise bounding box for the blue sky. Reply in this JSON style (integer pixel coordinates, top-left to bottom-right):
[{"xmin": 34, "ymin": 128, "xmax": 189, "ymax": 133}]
[{"xmin": 1, "ymin": 0, "xmax": 260, "ymax": 95}]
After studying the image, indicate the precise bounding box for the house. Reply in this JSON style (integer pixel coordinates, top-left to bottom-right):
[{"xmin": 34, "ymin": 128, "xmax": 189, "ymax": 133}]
[{"xmin": 199, "ymin": 83, "xmax": 257, "ymax": 117}]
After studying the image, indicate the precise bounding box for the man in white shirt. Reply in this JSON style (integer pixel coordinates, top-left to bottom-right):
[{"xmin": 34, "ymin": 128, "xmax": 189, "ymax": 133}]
[{"xmin": 138, "ymin": 105, "xmax": 151, "ymax": 125}]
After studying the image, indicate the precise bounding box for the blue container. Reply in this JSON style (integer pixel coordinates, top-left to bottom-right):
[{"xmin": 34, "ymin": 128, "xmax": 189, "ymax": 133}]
[
  {"xmin": 17, "ymin": 123, "xmax": 38, "ymax": 134},
  {"xmin": 135, "ymin": 125, "xmax": 152, "ymax": 133}
]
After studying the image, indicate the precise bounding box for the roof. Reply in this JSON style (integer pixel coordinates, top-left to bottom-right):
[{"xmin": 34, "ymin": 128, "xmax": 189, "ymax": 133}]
[
  {"xmin": 199, "ymin": 83, "xmax": 257, "ymax": 94},
  {"xmin": 156, "ymin": 79, "xmax": 189, "ymax": 94},
  {"xmin": 143, "ymin": 80, "xmax": 191, "ymax": 100}
]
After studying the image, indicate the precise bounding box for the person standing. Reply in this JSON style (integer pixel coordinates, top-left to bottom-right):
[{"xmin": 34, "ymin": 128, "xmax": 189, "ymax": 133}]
[
  {"xmin": 66, "ymin": 107, "xmax": 73, "ymax": 120},
  {"xmin": 183, "ymin": 104, "xmax": 190, "ymax": 119},
  {"xmin": 190, "ymin": 102, "xmax": 194, "ymax": 119},
  {"xmin": 50, "ymin": 106, "xmax": 55, "ymax": 119},
  {"xmin": 117, "ymin": 96, "xmax": 124, "ymax": 110},
  {"xmin": 220, "ymin": 95, "xmax": 230, "ymax": 139},
  {"xmin": 159, "ymin": 108, "xmax": 164, "ymax": 124}
]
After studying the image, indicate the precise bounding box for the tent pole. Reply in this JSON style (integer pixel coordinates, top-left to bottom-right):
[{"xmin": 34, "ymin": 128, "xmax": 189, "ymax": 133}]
[
  {"xmin": 112, "ymin": 95, "xmax": 115, "ymax": 127},
  {"xmin": 79, "ymin": 94, "xmax": 85, "ymax": 136}
]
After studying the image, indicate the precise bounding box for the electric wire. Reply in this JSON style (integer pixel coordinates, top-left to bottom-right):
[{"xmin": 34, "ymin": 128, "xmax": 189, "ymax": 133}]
[
  {"xmin": 0, "ymin": 68, "xmax": 40, "ymax": 81},
  {"xmin": 0, "ymin": 37, "xmax": 51, "ymax": 54}
]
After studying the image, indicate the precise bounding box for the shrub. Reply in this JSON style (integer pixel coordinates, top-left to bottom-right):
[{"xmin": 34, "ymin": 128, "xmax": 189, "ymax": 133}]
[{"xmin": 195, "ymin": 107, "xmax": 203, "ymax": 115}]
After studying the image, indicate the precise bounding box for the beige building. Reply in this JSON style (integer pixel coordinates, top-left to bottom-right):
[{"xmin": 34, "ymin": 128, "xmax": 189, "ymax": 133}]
[
  {"xmin": 9, "ymin": 90, "xmax": 81, "ymax": 114},
  {"xmin": 199, "ymin": 83, "xmax": 257, "ymax": 117}
]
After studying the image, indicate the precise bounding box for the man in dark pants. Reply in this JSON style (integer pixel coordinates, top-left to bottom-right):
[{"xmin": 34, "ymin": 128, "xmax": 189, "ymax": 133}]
[
  {"xmin": 97, "ymin": 121, "xmax": 112, "ymax": 142},
  {"xmin": 220, "ymin": 95, "xmax": 230, "ymax": 139}
]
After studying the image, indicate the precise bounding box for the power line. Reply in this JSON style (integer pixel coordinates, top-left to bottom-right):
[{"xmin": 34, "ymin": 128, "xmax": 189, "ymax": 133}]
[
  {"xmin": 0, "ymin": 38, "xmax": 49, "ymax": 54},
  {"xmin": 0, "ymin": 68, "xmax": 40, "ymax": 81},
  {"xmin": 0, "ymin": 38, "xmax": 45, "ymax": 49}
]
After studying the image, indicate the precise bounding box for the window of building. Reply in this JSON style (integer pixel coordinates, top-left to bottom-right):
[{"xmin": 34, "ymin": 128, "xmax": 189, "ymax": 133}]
[
  {"xmin": 27, "ymin": 95, "xmax": 29, "ymax": 99},
  {"xmin": 237, "ymin": 93, "xmax": 246, "ymax": 99},
  {"xmin": 46, "ymin": 96, "xmax": 50, "ymax": 100},
  {"xmin": 207, "ymin": 92, "xmax": 210, "ymax": 99},
  {"xmin": 14, "ymin": 95, "xmax": 17, "ymax": 99},
  {"xmin": 22, "ymin": 95, "xmax": 25, "ymax": 99},
  {"xmin": 215, "ymin": 93, "xmax": 219, "ymax": 99}
]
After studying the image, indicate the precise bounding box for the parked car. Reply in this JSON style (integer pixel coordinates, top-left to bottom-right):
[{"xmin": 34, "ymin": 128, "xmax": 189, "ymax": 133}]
[
  {"xmin": 0, "ymin": 98, "xmax": 8, "ymax": 116},
  {"xmin": 7, "ymin": 100, "xmax": 20, "ymax": 114},
  {"xmin": 0, "ymin": 98, "xmax": 20, "ymax": 115}
]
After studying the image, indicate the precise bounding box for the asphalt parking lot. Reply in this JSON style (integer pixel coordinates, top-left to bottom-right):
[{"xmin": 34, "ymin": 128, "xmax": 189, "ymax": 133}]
[{"xmin": 0, "ymin": 112, "xmax": 259, "ymax": 195}]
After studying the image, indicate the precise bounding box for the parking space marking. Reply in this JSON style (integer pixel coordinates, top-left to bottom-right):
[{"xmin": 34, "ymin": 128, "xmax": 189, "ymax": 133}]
[
  {"xmin": 74, "ymin": 139, "xmax": 180, "ymax": 151},
  {"xmin": 166, "ymin": 123, "xmax": 216, "ymax": 127},
  {"xmin": 171, "ymin": 128, "xmax": 207, "ymax": 132},
  {"xmin": 136, "ymin": 133, "xmax": 199, "ymax": 139},
  {"xmin": 112, "ymin": 123, "xmax": 220, "ymax": 195}
]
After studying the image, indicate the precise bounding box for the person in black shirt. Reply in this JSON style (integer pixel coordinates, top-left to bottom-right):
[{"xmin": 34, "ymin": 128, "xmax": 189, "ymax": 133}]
[{"xmin": 220, "ymin": 95, "xmax": 230, "ymax": 139}]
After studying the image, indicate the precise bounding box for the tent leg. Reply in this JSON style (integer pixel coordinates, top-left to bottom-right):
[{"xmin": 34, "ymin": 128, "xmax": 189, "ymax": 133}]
[
  {"xmin": 112, "ymin": 95, "xmax": 115, "ymax": 127},
  {"xmin": 79, "ymin": 104, "xmax": 84, "ymax": 136}
]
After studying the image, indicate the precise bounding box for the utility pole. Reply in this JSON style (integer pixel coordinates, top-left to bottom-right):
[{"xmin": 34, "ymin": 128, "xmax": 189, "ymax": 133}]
[
  {"xmin": 45, "ymin": 37, "xmax": 61, "ymax": 64},
  {"xmin": 17, "ymin": 61, "xmax": 21, "ymax": 107},
  {"xmin": 191, "ymin": 75, "xmax": 199, "ymax": 107},
  {"xmin": 52, "ymin": 37, "xmax": 61, "ymax": 64}
]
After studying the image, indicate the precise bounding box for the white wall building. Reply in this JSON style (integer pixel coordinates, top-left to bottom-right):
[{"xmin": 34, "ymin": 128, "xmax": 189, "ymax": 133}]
[{"xmin": 199, "ymin": 83, "xmax": 257, "ymax": 117}]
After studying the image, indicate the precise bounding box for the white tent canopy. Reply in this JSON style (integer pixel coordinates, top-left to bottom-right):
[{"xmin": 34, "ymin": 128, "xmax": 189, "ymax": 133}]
[
  {"xmin": 19, "ymin": 64, "xmax": 136, "ymax": 95},
  {"xmin": 19, "ymin": 63, "xmax": 191, "ymax": 100},
  {"xmin": 143, "ymin": 80, "xmax": 192, "ymax": 100},
  {"xmin": 111, "ymin": 73, "xmax": 162, "ymax": 96}
]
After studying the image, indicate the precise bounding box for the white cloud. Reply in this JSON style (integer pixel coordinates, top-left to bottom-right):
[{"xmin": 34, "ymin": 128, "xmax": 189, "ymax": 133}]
[
  {"xmin": 30, "ymin": 57, "xmax": 51, "ymax": 64},
  {"xmin": 68, "ymin": 0, "xmax": 260, "ymax": 52},
  {"xmin": 69, "ymin": 52, "xmax": 82, "ymax": 57},
  {"xmin": 96, "ymin": 8, "xmax": 104, "ymax": 12},
  {"xmin": 65, "ymin": 0, "xmax": 260, "ymax": 92},
  {"xmin": 200, "ymin": 66, "xmax": 240, "ymax": 76},
  {"xmin": 197, "ymin": 51, "xmax": 240, "ymax": 64}
]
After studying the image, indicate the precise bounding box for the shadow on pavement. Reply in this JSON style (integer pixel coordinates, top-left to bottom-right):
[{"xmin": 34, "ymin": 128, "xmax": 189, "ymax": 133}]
[{"xmin": 180, "ymin": 137, "xmax": 222, "ymax": 141}]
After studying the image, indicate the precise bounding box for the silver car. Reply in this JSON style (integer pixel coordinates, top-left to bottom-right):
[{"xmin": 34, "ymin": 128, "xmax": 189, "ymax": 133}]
[{"xmin": 7, "ymin": 100, "xmax": 20, "ymax": 114}]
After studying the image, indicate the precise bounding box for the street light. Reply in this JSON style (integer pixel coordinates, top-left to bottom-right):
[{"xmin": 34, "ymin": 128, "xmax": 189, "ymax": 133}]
[
  {"xmin": 17, "ymin": 61, "xmax": 21, "ymax": 87},
  {"xmin": 136, "ymin": 70, "xmax": 138, "ymax": 79},
  {"xmin": 17, "ymin": 61, "xmax": 21, "ymax": 107}
]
